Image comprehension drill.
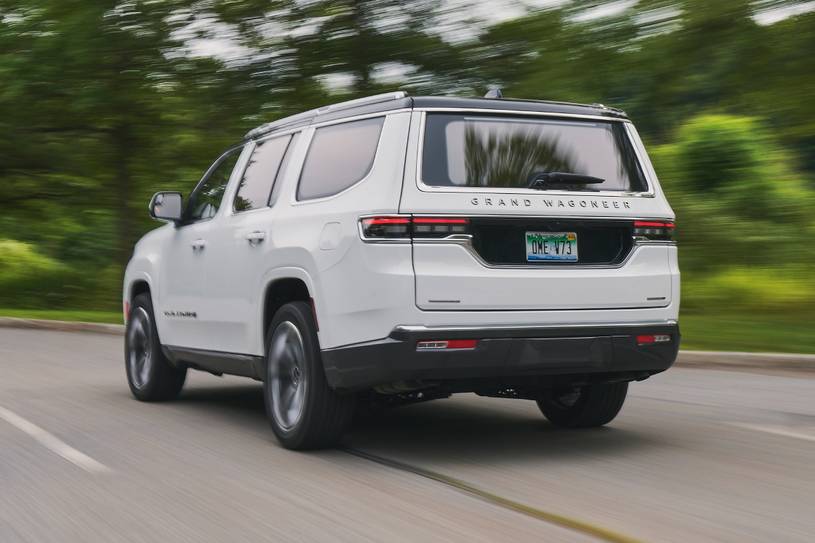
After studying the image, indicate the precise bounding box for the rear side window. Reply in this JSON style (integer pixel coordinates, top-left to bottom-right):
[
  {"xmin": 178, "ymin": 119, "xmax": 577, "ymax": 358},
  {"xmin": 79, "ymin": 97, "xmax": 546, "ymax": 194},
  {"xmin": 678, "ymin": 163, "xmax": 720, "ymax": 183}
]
[
  {"xmin": 233, "ymin": 135, "xmax": 292, "ymax": 212},
  {"xmin": 421, "ymin": 114, "xmax": 647, "ymax": 192},
  {"xmin": 297, "ymin": 117, "xmax": 384, "ymax": 200}
]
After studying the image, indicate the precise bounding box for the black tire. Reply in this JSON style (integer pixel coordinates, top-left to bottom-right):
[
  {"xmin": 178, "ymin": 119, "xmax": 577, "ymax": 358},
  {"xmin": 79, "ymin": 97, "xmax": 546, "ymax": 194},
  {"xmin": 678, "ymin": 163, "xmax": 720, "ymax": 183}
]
[
  {"xmin": 263, "ymin": 302, "xmax": 354, "ymax": 450},
  {"xmin": 125, "ymin": 293, "xmax": 187, "ymax": 401},
  {"xmin": 537, "ymin": 382, "xmax": 628, "ymax": 428}
]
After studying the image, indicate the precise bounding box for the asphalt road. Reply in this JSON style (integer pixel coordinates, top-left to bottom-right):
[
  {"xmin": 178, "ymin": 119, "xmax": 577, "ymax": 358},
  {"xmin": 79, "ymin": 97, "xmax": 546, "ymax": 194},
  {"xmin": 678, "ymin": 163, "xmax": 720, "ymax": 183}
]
[{"xmin": 1, "ymin": 328, "xmax": 814, "ymax": 543}]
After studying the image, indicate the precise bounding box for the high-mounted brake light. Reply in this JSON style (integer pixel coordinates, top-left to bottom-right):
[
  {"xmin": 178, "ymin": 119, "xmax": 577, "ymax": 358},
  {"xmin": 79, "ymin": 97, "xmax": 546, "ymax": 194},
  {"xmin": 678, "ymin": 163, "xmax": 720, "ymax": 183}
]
[
  {"xmin": 633, "ymin": 220, "xmax": 675, "ymax": 242},
  {"xmin": 359, "ymin": 216, "xmax": 470, "ymax": 240}
]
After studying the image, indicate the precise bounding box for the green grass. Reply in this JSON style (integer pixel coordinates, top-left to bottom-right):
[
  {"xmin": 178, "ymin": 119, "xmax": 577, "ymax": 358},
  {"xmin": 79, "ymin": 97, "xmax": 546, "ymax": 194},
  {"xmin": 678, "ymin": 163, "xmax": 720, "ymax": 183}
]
[
  {"xmin": 1, "ymin": 307, "xmax": 813, "ymax": 354},
  {"xmin": 680, "ymin": 312, "xmax": 815, "ymax": 354},
  {"xmin": 0, "ymin": 308, "xmax": 122, "ymax": 324}
]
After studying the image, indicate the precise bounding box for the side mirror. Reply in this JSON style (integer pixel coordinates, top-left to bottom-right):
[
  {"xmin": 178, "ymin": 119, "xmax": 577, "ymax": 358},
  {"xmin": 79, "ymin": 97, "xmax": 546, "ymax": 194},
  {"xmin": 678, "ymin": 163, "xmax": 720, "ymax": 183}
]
[{"xmin": 149, "ymin": 192, "xmax": 183, "ymax": 223}]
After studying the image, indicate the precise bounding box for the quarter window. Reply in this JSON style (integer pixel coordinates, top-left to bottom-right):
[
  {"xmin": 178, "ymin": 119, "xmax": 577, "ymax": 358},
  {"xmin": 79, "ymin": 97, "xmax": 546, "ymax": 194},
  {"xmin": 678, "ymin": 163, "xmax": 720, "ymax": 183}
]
[
  {"xmin": 233, "ymin": 135, "xmax": 292, "ymax": 212},
  {"xmin": 188, "ymin": 147, "xmax": 242, "ymax": 221},
  {"xmin": 297, "ymin": 117, "xmax": 384, "ymax": 200}
]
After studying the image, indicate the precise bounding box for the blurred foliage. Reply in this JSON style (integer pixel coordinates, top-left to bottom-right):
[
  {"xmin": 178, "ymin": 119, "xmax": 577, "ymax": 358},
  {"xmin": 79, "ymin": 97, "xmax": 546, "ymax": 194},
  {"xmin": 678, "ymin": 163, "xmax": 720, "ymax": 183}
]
[
  {"xmin": 0, "ymin": 0, "xmax": 814, "ymax": 337},
  {"xmin": 652, "ymin": 114, "xmax": 815, "ymax": 273},
  {"xmin": 682, "ymin": 266, "xmax": 815, "ymax": 313}
]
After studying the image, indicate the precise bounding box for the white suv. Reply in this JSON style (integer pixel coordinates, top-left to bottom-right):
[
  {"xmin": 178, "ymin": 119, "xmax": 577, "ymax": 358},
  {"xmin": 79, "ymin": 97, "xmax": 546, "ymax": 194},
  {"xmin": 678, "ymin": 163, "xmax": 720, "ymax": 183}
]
[{"xmin": 123, "ymin": 92, "xmax": 680, "ymax": 449}]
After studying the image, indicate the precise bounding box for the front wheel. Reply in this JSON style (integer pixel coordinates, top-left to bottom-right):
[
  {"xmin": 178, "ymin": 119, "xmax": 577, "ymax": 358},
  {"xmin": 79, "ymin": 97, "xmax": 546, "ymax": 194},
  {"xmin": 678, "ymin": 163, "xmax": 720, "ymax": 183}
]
[
  {"xmin": 125, "ymin": 293, "xmax": 186, "ymax": 401},
  {"xmin": 263, "ymin": 302, "xmax": 354, "ymax": 450},
  {"xmin": 537, "ymin": 382, "xmax": 628, "ymax": 428}
]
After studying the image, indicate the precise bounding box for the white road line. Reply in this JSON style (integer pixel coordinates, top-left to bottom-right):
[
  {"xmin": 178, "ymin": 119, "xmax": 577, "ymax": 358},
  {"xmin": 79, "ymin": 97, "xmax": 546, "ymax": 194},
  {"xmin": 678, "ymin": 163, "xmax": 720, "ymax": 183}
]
[
  {"xmin": 0, "ymin": 405, "xmax": 111, "ymax": 474},
  {"xmin": 730, "ymin": 422, "xmax": 815, "ymax": 443}
]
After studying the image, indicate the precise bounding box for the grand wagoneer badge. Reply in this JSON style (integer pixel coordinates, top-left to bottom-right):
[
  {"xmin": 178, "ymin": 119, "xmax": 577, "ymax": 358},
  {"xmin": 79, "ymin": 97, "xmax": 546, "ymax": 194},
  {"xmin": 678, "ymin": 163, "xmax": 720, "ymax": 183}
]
[{"xmin": 469, "ymin": 197, "xmax": 632, "ymax": 209}]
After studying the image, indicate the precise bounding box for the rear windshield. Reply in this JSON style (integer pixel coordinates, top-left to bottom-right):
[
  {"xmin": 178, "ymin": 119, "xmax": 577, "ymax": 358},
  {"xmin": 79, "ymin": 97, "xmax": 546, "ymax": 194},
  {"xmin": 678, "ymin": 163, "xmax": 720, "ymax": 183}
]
[{"xmin": 421, "ymin": 114, "xmax": 648, "ymax": 192}]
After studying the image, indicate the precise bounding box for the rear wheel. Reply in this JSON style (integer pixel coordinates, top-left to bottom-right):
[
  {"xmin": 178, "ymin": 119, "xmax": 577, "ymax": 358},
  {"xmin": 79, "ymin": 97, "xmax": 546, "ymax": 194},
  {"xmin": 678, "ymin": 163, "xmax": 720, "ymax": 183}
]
[
  {"xmin": 125, "ymin": 293, "xmax": 186, "ymax": 401},
  {"xmin": 537, "ymin": 382, "xmax": 628, "ymax": 428},
  {"xmin": 264, "ymin": 302, "xmax": 354, "ymax": 450}
]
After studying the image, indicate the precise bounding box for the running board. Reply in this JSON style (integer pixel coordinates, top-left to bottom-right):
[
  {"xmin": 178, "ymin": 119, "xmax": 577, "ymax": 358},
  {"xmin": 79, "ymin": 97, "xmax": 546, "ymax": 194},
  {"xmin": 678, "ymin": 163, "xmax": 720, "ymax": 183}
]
[{"xmin": 163, "ymin": 345, "xmax": 264, "ymax": 381}]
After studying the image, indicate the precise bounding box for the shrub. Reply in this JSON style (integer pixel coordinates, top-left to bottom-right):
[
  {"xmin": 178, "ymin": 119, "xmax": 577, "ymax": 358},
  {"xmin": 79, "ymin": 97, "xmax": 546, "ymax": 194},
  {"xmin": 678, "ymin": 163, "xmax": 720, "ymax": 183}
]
[
  {"xmin": 0, "ymin": 239, "xmax": 73, "ymax": 308},
  {"xmin": 651, "ymin": 114, "xmax": 815, "ymax": 273},
  {"xmin": 682, "ymin": 266, "xmax": 815, "ymax": 314}
]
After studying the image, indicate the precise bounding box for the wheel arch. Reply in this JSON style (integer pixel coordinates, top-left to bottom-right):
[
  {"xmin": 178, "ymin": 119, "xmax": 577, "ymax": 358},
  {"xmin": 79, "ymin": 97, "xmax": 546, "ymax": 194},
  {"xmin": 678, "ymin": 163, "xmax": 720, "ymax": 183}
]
[
  {"xmin": 130, "ymin": 279, "xmax": 151, "ymax": 302},
  {"xmin": 126, "ymin": 272, "xmax": 155, "ymax": 303},
  {"xmin": 258, "ymin": 268, "xmax": 320, "ymax": 355},
  {"xmin": 123, "ymin": 269, "xmax": 156, "ymax": 329}
]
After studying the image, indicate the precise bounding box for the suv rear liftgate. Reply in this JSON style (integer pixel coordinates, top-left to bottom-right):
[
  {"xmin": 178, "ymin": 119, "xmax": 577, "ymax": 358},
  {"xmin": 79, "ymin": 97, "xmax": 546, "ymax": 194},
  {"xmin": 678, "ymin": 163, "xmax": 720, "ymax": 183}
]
[{"xmin": 404, "ymin": 111, "xmax": 675, "ymax": 312}]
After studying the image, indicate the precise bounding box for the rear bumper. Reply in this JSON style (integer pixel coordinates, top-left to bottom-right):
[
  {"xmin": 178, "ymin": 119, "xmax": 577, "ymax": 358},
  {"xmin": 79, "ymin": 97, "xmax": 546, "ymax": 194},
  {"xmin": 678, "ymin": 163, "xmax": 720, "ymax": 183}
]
[{"xmin": 322, "ymin": 322, "xmax": 679, "ymax": 390}]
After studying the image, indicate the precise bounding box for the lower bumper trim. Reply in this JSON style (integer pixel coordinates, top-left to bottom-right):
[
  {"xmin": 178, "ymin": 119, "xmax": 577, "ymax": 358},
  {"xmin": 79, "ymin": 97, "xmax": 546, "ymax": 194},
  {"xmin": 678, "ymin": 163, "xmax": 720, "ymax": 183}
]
[{"xmin": 322, "ymin": 323, "xmax": 680, "ymax": 390}]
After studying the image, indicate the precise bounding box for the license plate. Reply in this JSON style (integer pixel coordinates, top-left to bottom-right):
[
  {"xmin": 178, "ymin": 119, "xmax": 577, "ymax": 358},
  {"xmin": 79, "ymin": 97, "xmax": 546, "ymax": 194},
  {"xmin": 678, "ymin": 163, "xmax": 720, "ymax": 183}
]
[{"xmin": 526, "ymin": 231, "xmax": 578, "ymax": 262}]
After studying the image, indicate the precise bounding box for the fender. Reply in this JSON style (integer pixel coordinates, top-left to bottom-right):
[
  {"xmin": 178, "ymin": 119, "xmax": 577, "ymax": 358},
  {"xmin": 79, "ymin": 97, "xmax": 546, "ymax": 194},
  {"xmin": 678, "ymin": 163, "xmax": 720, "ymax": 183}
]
[
  {"xmin": 123, "ymin": 229, "xmax": 166, "ymax": 335},
  {"xmin": 253, "ymin": 266, "xmax": 321, "ymax": 356}
]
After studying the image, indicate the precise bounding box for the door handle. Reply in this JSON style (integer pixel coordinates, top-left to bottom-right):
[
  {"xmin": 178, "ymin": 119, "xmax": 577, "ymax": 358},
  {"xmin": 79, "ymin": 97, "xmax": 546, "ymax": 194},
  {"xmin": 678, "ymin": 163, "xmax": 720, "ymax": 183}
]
[
  {"xmin": 191, "ymin": 239, "xmax": 206, "ymax": 251},
  {"xmin": 245, "ymin": 231, "xmax": 266, "ymax": 245}
]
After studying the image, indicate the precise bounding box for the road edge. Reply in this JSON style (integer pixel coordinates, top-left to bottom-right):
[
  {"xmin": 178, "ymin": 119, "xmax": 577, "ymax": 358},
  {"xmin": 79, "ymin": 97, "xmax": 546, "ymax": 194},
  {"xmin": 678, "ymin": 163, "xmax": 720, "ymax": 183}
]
[
  {"xmin": 675, "ymin": 350, "xmax": 815, "ymax": 373},
  {"xmin": 1, "ymin": 316, "xmax": 814, "ymax": 372},
  {"xmin": 0, "ymin": 317, "xmax": 124, "ymax": 336}
]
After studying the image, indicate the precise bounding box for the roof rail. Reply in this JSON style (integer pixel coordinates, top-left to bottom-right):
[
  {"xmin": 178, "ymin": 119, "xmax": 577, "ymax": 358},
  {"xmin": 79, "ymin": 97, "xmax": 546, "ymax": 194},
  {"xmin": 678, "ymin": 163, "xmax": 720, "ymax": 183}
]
[
  {"xmin": 245, "ymin": 91, "xmax": 408, "ymax": 140},
  {"xmin": 244, "ymin": 110, "xmax": 317, "ymax": 140},
  {"xmin": 316, "ymin": 91, "xmax": 407, "ymax": 114}
]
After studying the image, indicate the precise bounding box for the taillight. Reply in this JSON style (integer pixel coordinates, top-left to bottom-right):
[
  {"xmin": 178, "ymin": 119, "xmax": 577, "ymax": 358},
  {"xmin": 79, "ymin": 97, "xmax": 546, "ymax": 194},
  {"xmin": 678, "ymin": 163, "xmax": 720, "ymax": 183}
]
[
  {"xmin": 412, "ymin": 217, "xmax": 469, "ymax": 237},
  {"xmin": 359, "ymin": 216, "xmax": 470, "ymax": 240},
  {"xmin": 360, "ymin": 216, "xmax": 411, "ymax": 240},
  {"xmin": 633, "ymin": 220, "xmax": 675, "ymax": 242}
]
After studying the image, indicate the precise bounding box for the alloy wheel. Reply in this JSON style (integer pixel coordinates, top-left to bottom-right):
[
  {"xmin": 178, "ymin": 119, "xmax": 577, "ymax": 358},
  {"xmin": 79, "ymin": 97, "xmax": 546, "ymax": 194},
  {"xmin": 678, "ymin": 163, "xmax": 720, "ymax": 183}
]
[
  {"xmin": 268, "ymin": 321, "xmax": 308, "ymax": 431},
  {"xmin": 127, "ymin": 307, "xmax": 153, "ymax": 390}
]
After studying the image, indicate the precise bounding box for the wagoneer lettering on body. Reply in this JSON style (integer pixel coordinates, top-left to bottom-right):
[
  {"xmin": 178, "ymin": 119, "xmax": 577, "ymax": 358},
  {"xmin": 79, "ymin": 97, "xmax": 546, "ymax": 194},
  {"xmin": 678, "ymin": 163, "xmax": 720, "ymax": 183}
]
[{"xmin": 123, "ymin": 92, "xmax": 680, "ymax": 449}]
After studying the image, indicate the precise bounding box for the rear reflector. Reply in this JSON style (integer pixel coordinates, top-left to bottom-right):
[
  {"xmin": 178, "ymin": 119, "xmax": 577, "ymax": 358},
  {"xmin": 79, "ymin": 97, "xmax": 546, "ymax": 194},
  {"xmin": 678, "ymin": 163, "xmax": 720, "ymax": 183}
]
[
  {"xmin": 637, "ymin": 334, "xmax": 671, "ymax": 345},
  {"xmin": 416, "ymin": 339, "xmax": 478, "ymax": 351},
  {"xmin": 633, "ymin": 220, "xmax": 675, "ymax": 242}
]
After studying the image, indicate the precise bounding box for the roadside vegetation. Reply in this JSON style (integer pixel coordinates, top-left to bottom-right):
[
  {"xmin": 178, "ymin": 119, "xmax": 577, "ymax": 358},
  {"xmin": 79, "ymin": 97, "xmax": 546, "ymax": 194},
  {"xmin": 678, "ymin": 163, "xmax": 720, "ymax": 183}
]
[
  {"xmin": 0, "ymin": 308, "xmax": 122, "ymax": 325},
  {"xmin": 1, "ymin": 1, "xmax": 813, "ymax": 352}
]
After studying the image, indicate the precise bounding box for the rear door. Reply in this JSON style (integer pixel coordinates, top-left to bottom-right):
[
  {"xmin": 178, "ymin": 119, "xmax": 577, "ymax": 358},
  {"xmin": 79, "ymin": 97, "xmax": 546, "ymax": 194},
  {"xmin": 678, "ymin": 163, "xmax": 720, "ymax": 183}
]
[
  {"xmin": 203, "ymin": 131, "xmax": 300, "ymax": 355},
  {"xmin": 400, "ymin": 110, "xmax": 675, "ymax": 311}
]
